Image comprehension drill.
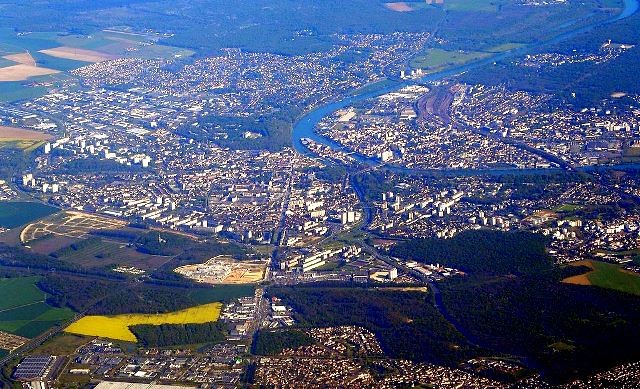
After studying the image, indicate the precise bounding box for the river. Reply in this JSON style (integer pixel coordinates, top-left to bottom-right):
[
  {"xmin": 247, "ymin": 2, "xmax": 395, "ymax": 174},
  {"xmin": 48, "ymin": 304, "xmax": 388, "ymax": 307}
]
[{"xmin": 292, "ymin": 0, "xmax": 639, "ymax": 174}]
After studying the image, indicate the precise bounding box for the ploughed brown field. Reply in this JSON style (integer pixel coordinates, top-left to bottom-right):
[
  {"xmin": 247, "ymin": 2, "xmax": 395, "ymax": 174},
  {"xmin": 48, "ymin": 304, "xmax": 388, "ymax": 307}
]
[
  {"xmin": 562, "ymin": 260, "xmax": 595, "ymax": 285},
  {"xmin": 38, "ymin": 46, "xmax": 114, "ymax": 63},
  {"xmin": 3, "ymin": 53, "xmax": 36, "ymax": 66},
  {"xmin": 0, "ymin": 64, "xmax": 59, "ymax": 81},
  {"xmin": 0, "ymin": 126, "xmax": 53, "ymax": 141},
  {"xmin": 385, "ymin": 2, "xmax": 415, "ymax": 12}
]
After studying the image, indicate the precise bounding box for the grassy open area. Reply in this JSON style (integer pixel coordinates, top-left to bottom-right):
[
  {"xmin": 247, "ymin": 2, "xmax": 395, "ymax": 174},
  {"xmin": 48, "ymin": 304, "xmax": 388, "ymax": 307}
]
[
  {"xmin": 0, "ymin": 202, "xmax": 58, "ymax": 229},
  {"xmin": 30, "ymin": 333, "xmax": 91, "ymax": 356},
  {"xmin": 65, "ymin": 302, "xmax": 223, "ymax": 342},
  {"xmin": 485, "ymin": 43, "xmax": 525, "ymax": 52},
  {"xmin": 563, "ymin": 260, "xmax": 640, "ymax": 295},
  {"xmin": 444, "ymin": 0, "xmax": 502, "ymax": 12},
  {"xmin": 0, "ymin": 126, "xmax": 51, "ymax": 151},
  {"xmin": 555, "ymin": 203, "xmax": 583, "ymax": 212},
  {"xmin": 0, "ymin": 139, "xmax": 46, "ymax": 151},
  {"xmin": 410, "ymin": 48, "xmax": 490, "ymax": 71},
  {"xmin": 0, "ymin": 277, "xmax": 46, "ymax": 311},
  {"xmin": 0, "ymin": 276, "xmax": 75, "ymax": 338},
  {"xmin": 0, "ymin": 80, "xmax": 48, "ymax": 102},
  {"xmin": 51, "ymin": 237, "xmax": 171, "ymax": 271}
]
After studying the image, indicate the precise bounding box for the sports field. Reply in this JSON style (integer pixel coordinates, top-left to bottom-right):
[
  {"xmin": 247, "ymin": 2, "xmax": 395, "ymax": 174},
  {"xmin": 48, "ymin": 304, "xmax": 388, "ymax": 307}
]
[
  {"xmin": 0, "ymin": 276, "xmax": 75, "ymax": 338},
  {"xmin": 563, "ymin": 260, "xmax": 640, "ymax": 295},
  {"xmin": 65, "ymin": 302, "xmax": 223, "ymax": 342}
]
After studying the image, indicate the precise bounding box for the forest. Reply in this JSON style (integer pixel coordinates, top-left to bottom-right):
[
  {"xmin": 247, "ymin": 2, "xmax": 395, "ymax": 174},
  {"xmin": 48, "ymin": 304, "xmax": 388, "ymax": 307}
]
[
  {"xmin": 439, "ymin": 270, "xmax": 640, "ymax": 383},
  {"xmin": 390, "ymin": 230, "xmax": 552, "ymax": 275},
  {"xmin": 131, "ymin": 322, "xmax": 227, "ymax": 347}
]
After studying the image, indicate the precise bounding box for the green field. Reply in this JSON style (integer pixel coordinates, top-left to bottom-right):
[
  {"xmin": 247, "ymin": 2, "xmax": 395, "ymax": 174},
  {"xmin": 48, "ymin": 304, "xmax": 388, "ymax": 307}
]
[
  {"xmin": 31, "ymin": 51, "xmax": 90, "ymax": 71},
  {"xmin": 0, "ymin": 276, "xmax": 75, "ymax": 338},
  {"xmin": 0, "ymin": 139, "xmax": 46, "ymax": 151},
  {"xmin": 0, "ymin": 202, "xmax": 58, "ymax": 229},
  {"xmin": 0, "ymin": 277, "xmax": 46, "ymax": 310},
  {"xmin": 410, "ymin": 48, "xmax": 490, "ymax": 71},
  {"xmin": 0, "ymin": 82, "xmax": 48, "ymax": 103},
  {"xmin": 564, "ymin": 261, "xmax": 640, "ymax": 296},
  {"xmin": 0, "ymin": 29, "xmax": 193, "ymax": 65},
  {"xmin": 555, "ymin": 203, "xmax": 583, "ymax": 212},
  {"xmin": 0, "ymin": 57, "xmax": 17, "ymax": 67},
  {"xmin": 56, "ymin": 33, "xmax": 116, "ymax": 50},
  {"xmin": 444, "ymin": 0, "xmax": 502, "ymax": 12},
  {"xmin": 0, "ymin": 29, "xmax": 58, "ymax": 53},
  {"xmin": 587, "ymin": 261, "xmax": 640, "ymax": 296},
  {"xmin": 485, "ymin": 43, "xmax": 525, "ymax": 52}
]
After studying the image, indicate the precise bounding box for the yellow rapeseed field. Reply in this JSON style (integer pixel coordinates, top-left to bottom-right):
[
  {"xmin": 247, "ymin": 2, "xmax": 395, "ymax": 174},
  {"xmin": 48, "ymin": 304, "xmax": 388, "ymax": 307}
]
[{"xmin": 65, "ymin": 302, "xmax": 222, "ymax": 342}]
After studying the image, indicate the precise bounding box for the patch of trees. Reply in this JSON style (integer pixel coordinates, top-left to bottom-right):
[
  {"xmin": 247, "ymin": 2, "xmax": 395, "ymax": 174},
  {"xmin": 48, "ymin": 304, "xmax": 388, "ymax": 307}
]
[
  {"xmin": 268, "ymin": 286, "xmax": 478, "ymax": 366},
  {"xmin": 353, "ymin": 171, "xmax": 394, "ymax": 201},
  {"xmin": 50, "ymin": 237, "xmax": 102, "ymax": 258},
  {"xmin": 87, "ymin": 282, "xmax": 253, "ymax": 315},
  {"xmin": 560, "ymin": 264, "xmax": 592, "ymax": 279},
  {"xmin": 0, "ymin": 244, "xmax": 60, "ymax": 270},
  {"xmin": 176, "ymin": 240, "xmax": 253, "ymax": 263},
  {"xmin": 312, "ymin": 165, "xmax": 348, "ymax": 183},
  {"xmin": 176, "ymin": 112, "xmax": 298, "ymax": 151},
  {"xmin": 390, "ymin": 230, "xmax": 552, "ymax": 275},
  {"xmin": 35, "ymin": 271, "xmax": 252, "ymax": 314},
  {"xmin": 131, "ymin": 322, "xmax": 226, "ymax": 347},
  {"xmin": 0, "ymin": 244, "xmax": 123, "ymax": 279},
  {"xmin": 0, "ymin": 148, "xmax": 29, "ymax": 180},
  {"xmin": 37, "ymin": 274, "xmax": 115, "ymax": 312},
  {"xmin": 135, "ymin": 231, "xmax": 193, "ymax": 256},
  {"xmin": 92, "ymin": 229, "xmax": 141, "ymax": 242},
  {"xmin": 252, "ymin": 329, "xmax": 315, "ymax": 355},
  {"xmin": 269, "ymin": 272, "xmax": 640, "ymax": 383},
  {"xmin": 488, "ymin": 172, "xmax": 587, "ymax": 185},
  {"xmin": 88, "ymin": 285, "xmax": 207, "ymax": 315},
  {"xmin": 575, "ymin": 203, "xmax": 631, "ymax": 221}
]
